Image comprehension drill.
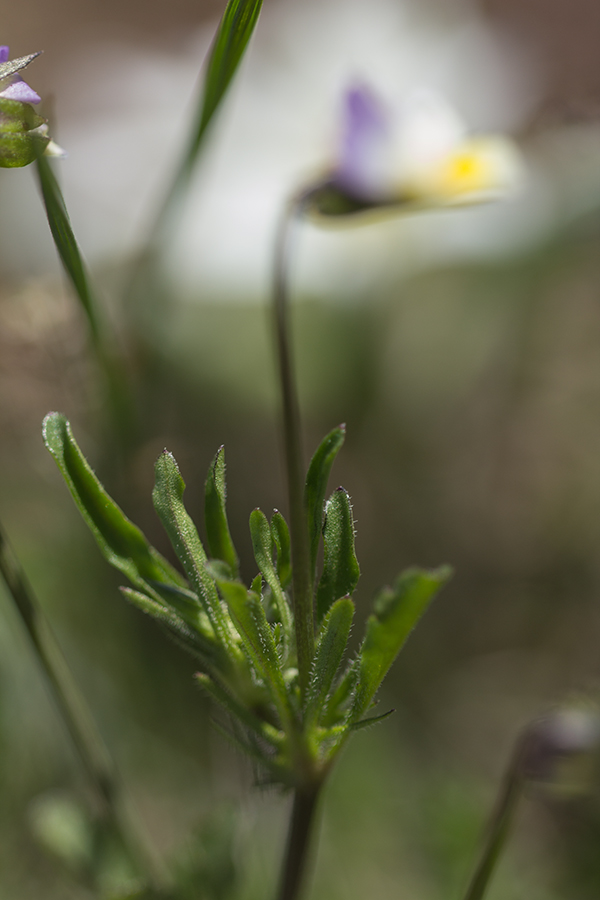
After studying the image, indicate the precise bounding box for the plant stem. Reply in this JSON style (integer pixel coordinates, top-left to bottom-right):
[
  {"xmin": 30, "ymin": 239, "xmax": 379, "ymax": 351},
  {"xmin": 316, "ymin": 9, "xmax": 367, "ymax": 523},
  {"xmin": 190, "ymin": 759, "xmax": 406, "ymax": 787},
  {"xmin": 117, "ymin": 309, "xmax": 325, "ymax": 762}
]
[
  {"xmin": 0, "ymin": 522, "xmax": 163, "ymax": 889},
  {"xmin": 272, "ymin": 192, "xmax": 314, "ymax": 699},
  {"xmin": 276, "ymin": 783, "xmax": 322, "ymax": 900},
  {"xmin": 462, "ymin": 743, "xmax": 526, "ymax": 900}
]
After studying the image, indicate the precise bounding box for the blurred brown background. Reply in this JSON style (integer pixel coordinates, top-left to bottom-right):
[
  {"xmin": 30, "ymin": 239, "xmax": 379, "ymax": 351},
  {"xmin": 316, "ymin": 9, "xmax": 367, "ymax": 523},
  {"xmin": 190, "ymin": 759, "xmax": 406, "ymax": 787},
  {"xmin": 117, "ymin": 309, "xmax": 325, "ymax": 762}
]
[{"xmin": 3, "ymin": 1, "xmax": 600, "ymax": 898}]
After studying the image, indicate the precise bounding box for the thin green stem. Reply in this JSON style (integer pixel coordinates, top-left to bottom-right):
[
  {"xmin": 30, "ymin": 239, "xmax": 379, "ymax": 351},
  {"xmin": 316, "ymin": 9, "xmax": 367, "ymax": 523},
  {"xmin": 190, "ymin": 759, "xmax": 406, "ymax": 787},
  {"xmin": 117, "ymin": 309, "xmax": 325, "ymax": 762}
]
[
  {"xmin": 272, "ymin": 192, "xmax": 314, "ymax": 700},
  {"xmin": 276, "ymin": 783, "xmax": 322, "ymax": 900},
  {"xmin": 462, "ymin": 743, "xmax": 526, "ymax": 900},
  {"xmin": 0, "ymin": 522, "xmax": 163, "ymax": 889}
]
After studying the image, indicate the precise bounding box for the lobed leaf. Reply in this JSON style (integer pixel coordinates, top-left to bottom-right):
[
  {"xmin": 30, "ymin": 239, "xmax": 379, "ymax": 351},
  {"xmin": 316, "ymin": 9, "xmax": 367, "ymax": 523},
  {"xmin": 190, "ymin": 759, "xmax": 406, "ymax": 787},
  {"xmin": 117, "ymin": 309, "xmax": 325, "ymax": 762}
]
[
  {"xmin": 305, "ymin": 597, "xmax": 354, "ymax": 726},
  {"xmin": 352, "ymin": 566, "xmax": 452, "ymax": 720},
  {"xmin": 204, "ymin": 445, "xmax": 239, "ymax": 576},
  {"xmin": 305, "ymin": 425, "xmax": 346, "ymax": 581},
  {"xmin": 315, "ymin": 487, "xmax": 360, "ymax": 622},
  {"xmin": 43, "ymin": 413, "xmax": 184, "ymax": 595}
]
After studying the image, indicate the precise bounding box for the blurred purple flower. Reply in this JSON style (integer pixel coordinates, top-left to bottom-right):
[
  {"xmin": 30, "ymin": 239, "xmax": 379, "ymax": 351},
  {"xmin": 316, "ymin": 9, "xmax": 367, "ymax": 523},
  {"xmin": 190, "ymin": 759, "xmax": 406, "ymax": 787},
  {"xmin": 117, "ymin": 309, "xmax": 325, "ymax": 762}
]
[
  {"xmin": 311, "ymin": 83, "xmax": 523, "ymax": 217},
  {"xmin": 0, "ymin": 46, "xmax": 41, "ymax": 104}
]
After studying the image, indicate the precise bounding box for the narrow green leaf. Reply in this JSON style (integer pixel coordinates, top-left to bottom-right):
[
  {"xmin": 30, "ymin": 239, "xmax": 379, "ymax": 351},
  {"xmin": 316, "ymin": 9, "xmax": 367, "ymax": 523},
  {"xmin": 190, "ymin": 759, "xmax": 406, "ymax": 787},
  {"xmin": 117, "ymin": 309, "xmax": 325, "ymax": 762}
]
[
  {"xmin": 305, "ymin": 597, "xmax": 354, "ymax": 726},
  {"xmin": 316, "ymin": 487, "xmax": 360, "ymax": 621},
  {"xmin": 35, "ymin": 155, "xmax": 101, "ymax": 342},
  {"xmin": 152, "ymin": 451, "xmax": 235, "ymax": 653},
  {"xmin": 186, "ymin": 0, "xmax": 264, "ymax": 168},
  {"xmin": 271, "ymin": 510, "xmax": 291, "ymax": 589},
  {"xmin": 353, "ymin": 566, "xmax": 452, "ymax": 720},
  {"xmin": 304, "ymin": 425, "xmax": 346, "ymax": 580},
  {"xmin": 204, "ymin": 445, "xmax": 239, "ymax": 576},
  {"xmin": 249, "ymin": 509, "xmax": 292, "ymax": 640},
  {"xmin": 42, "ymin": 413, "xmax": 184, "ymax": 594},
  {"xmin": 207, "ymin": 565, "xmax": 291, "ymax": 726},
  {"xmin": 350, "ymin": 708, "xmax": 395, "ymax": 731}
]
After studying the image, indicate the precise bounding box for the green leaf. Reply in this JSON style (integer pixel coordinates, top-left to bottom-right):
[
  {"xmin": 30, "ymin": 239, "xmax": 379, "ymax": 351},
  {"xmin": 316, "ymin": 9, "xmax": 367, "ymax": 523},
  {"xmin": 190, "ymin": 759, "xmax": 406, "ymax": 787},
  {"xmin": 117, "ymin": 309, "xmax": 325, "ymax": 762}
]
[
  {"xmin": 305, "ymin": 597, "xmax": 354, "ymax": 726},
  {"xmin": 120, "ymin": 587, "xmax": 222, "ymax": 668},
  {"xmin": 249, "ymin": 509, "xmax": 292, "ymax": 640},
  {"xmin": 35, "ymin": 155, "xmax": 102, "ymax": 343},
  {"xmin": 350, "ymin": 708, "xmax": 395, "ymax": 731},
  {"xmin": 205, "ymin": 445, "xmax": 239, "ymax": 576},
  {"xmin": 42, "ymin": 413, "xmax": 184, "ymax": 595},
  {"xmin": 195, "ymin": 672, "xmax": 280, "ymax": 747},
  {"xmin": 187, "ymin": 0, "xmax": 264, "ymax": 167},
  {"xmin": 207, "ymin": 565, "xmax": 291, "ymax": 726},
  {"xmin": 315, "ymin": 487, "xmax": 360, "ymax": 622},
  {"xmin": 271, "ymin": 510, "xmax": 291, "ymax": 590},
  {"xmin": 152, "ymin": 451, "xmax": 236, "ymax": 653},
  {"xmin": 353, "ymin": 566, "xmax": 452, "ymax": 720},
  {"xmin": 304, "ymin": 425, "xmax": 345, "ymax": 580}
]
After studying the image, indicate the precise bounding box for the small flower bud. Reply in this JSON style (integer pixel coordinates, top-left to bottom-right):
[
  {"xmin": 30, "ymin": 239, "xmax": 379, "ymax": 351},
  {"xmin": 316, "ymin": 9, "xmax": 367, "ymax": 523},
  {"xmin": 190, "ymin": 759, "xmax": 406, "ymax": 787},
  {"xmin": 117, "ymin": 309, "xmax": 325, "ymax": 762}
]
[
  {"xmin": 517, "ymin": 707, "xmax": 600, "ymax": 788},
  {"xmin": 0, "ymin": 46, "xmax": 65, "ymax": 168}
]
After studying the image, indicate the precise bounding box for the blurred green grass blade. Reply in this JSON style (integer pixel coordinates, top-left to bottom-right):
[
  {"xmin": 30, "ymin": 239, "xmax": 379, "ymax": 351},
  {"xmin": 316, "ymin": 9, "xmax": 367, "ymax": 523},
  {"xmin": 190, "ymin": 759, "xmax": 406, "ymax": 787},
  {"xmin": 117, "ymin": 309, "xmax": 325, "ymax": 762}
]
[
  {"xmin": 205, "ymin": 446, "xmax": 239, "ymax": 576},
  {"xmin": 315, "ymin": 487, "xmax": 360, "ymax": 622},
  {"xmin": 305, "ymin": 425, "xmax": 346, "ymax": 581},
  {"xmin": 271, "ymin": 510, "xmax": 291, "ymax": 589},
  {"xmin": 42, "ymin": 413, "xmax": 185, "ymax": 593},
  {"xmin": 184, "ymin": 0, "xmax": 264, "ymax": 172},
  {"xmin": 353, "ymin": 566, "xmax": 452, "ymax": 720},
  {"xmin": 35, "ymin": 154, "xmax": 101, "ymax": 342},
  {"xmin": 152, "ymin": 451, "xmax": 235, "ymax": 652},
  {"xmin": 305, "ymin": 597, "xmax": 354, "ymax": 725},
  {"xmin": 249, "ymin": 508, "xmax": 292, "ymax": 640}
]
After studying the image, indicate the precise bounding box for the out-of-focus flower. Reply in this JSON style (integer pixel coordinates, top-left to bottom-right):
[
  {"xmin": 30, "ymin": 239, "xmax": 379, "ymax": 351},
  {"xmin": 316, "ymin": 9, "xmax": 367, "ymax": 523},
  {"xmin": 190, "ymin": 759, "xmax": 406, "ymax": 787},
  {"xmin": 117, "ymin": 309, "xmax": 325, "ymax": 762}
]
[
  {"xmin": 308, "ymin": 85, "xmax": 523, "ymax": 218},
  {"xmin": 0, "ymin": 46, "xmax": 65, "ymax": 167},
  {"xmin": 518, "ymin": 706, "xmax": 600, "ymax": 791}
]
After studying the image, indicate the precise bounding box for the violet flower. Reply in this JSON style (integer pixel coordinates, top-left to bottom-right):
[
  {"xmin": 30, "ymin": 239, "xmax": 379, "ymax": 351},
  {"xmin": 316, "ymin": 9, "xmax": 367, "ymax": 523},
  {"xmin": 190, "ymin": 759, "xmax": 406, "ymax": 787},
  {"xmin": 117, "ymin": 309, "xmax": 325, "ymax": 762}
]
[
  {"xmin": 309, "ymin": 85, "xmax": 523, "ymax": 218},
  {"xmin": 0, "ymin": 46, "xmax": 65, "ymax": 167}
]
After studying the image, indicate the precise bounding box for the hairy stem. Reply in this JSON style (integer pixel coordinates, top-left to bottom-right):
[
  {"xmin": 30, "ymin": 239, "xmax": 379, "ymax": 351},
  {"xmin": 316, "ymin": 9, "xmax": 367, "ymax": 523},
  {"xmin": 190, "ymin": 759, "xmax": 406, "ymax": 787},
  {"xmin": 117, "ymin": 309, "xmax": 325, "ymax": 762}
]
[
  {"xmin": 276, "ymin": 783, "xmax": 322, "ymax": 900},
  {"xmin": 0, "ymin": 522, "xmax": 163, "ymax": 888},
  {"xmin": 272, "ymin": 192, "xmax": 314, "ymax": 699}
]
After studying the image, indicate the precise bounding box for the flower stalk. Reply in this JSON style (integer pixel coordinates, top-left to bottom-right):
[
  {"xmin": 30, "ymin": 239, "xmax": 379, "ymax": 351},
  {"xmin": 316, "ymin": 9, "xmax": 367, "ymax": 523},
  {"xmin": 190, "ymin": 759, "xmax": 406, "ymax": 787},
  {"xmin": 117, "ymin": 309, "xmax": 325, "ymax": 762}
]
[{"xmin": 272, "ymin": 190, "xmax": 314, "ymax": 701}]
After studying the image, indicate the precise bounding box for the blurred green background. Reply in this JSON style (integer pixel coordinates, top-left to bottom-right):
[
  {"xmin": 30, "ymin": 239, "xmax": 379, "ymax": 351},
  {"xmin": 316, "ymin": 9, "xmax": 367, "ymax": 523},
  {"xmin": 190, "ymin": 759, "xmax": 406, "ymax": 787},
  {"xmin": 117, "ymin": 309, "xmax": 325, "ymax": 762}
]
[{"xmin": 3, "ymin": 0, "xmax": 600, "ymax": 897}]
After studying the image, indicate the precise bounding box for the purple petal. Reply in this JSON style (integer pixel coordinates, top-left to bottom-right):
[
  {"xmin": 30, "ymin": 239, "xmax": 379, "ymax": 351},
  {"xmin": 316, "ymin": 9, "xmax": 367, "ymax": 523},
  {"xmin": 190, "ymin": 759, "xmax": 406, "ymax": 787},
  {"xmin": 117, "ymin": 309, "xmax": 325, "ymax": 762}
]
[
  {"xmin": 0, "ymin": 76, "xmax": 41, "ymax": 104},
  {"xmin": 0, "ymin": 47, "xmax": 9, "ymax": 63},
  {"xmin": 333, "ymin": 85, "xmax": 390, "ymax": 201}
]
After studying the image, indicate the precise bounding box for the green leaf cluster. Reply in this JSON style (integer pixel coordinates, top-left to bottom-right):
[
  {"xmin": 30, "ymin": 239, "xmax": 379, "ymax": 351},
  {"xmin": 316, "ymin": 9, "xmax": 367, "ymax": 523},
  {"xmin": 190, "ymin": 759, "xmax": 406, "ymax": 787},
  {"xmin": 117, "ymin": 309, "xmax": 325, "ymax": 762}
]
[{"xmin": 43, "ymin": 413, "xmax": 450, "ymax": 788}]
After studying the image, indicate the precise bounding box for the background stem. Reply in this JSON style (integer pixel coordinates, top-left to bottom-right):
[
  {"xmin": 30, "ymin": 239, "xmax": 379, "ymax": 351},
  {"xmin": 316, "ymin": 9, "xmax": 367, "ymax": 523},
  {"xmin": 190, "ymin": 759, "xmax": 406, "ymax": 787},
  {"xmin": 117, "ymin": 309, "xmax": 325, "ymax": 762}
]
[
  {"xmin": 272, "ymin": 192, "xmax": 314, "ymax": 698},
  {"xmin": 462, "ymin": 745, "xmax": 525, "ymax": 900},
  {"xmin": 0, "ymin": 522, "xmax": 163, "ymax": 889},
  {"xmin": 276, "ymin": 784, "xmax": 321, "ymax": 900}
]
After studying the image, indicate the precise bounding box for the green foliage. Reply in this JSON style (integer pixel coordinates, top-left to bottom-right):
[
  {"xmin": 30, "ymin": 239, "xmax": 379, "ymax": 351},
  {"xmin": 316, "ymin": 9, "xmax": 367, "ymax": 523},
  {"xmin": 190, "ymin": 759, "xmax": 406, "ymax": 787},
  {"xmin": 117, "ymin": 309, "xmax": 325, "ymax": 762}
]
[
  {"xmin": 271, "ymin": 510, "xmax": 292, "ymax": 589},
  {"xmin": 315, "ymin": 487, "xmax": 360, "ymax": 622},
  {"xmin": 352, "ymin": 566, "xmax": 452, "ymax": 720},
  {"xmin": 42, "ymin": 413, "xmax": 183, "ymax": 593},
  {"xmin": 305, "ymin": 424, "xmax": 346, "ymax": 581},
  {"xmin": 35, "ymin": 156, "xmax": 101, "ymax": 340},
  {"xmin": 44, "ymin": 415, "xmax": 449, "ymax": 789},
  {"xmin": 205, "ymin": 446, "xmax": 239, "ymax": 577}
]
